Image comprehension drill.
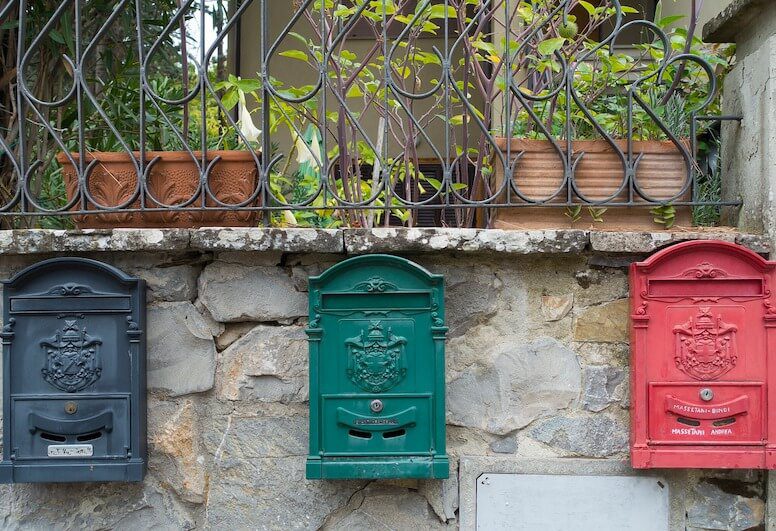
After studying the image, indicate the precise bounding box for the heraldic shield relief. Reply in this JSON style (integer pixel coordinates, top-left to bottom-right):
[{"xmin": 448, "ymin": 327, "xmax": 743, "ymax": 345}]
[
  {"xmin": 673, "ymin": 306, "xmax": 738, "ymax": 381},
  {"xmin": 345, "ymin": 320, "xmax": 407, "ymax": 393},
  {"xmin": 40, "ymin": 318, "xmax": 103, "ymax": 392}
]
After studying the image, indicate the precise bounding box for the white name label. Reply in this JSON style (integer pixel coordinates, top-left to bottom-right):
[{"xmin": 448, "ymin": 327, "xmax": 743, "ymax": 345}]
[{"xmin": 47, "ymin": 444, "xmax": 93, "ymax": 457}]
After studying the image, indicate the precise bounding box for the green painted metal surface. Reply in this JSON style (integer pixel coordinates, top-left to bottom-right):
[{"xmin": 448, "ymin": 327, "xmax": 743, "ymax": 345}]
[{"xmin": 306, "ymin": 255, "xmax": 448, "ymax": 480}]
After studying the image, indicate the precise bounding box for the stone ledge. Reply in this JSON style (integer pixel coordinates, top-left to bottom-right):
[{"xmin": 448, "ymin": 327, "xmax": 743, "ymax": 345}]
[
  {"xmin": 0, "ymin": 228, "xmax": 191, "ymax": 255},
  {"xmin": 704, "ymin": 0, "xmax": 768, "ymax": 42},
  {"xmin": 190, "ymin": 228, "xmax": 344, "ymax": 253},
  {"xmin": 589, "ymin": 230, "xmax": 770, "ymax": 254},
  {"xmin": 344, "ymin": 228, "xmax": 589, "ymax": 255},
  {"xmin": 0, "ymin": 228, "xmax": 768, "ymax": 256}
]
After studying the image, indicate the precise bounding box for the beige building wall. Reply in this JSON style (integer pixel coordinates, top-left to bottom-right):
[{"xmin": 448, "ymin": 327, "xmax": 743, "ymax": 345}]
[
  {"xmin": 660, "ymin": 0, "xmax": 734, "ymax": 29},
  {"xmin": 238, "ymin": 3, "xmax": 485, "ymax": 161}
]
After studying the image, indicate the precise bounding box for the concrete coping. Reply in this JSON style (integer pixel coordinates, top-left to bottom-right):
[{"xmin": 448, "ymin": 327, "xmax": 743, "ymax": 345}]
[
  {"xmin": 703, "ymin": 0, "xmax": 768, "ymax": 42},
  {"xmin": 0, "ymin": 227, "xmax": 768, "ymax": 256}
]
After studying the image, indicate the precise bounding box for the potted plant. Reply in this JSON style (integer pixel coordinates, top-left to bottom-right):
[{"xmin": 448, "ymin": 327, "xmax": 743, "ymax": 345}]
[
  {"xmin": 55, "ymin": 6, "xmax": 263, "ymax": 229},
  {"xmin": 446, "ymin": 0, "xmax": 733, "ymax": 229}
]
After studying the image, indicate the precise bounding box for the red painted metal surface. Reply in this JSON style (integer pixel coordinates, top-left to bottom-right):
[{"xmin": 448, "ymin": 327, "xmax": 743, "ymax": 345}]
[{"xmin": 630, "ymin": 240, "xmax": 776, "ymax": 469}]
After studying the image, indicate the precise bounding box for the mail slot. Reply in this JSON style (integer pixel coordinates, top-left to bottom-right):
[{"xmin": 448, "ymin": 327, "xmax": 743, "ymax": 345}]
[
  {"xmin": 306, "ymin": 255, "xmax": 448, "ymax": 479},
  {"xmin": 630, "ymin": 241, "xmax": 776, "ymax": 469},
  {"xmin": 1, "ymin": 258, "xmax": 146, "ymax": 483}
]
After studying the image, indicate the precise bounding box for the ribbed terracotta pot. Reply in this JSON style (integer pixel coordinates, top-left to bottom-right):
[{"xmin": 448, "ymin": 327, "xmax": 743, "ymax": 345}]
[
  {"xmin": 489, "ymin": 137, "xmax": 692, "ymax": 230},
  {"xmin": 57, "ymin": 151, "xmax": 260, "ymax": 229}
]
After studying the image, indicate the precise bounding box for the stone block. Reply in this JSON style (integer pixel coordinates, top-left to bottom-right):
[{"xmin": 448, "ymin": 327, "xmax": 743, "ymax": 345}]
[
  {"xmin": 431, "ymin": 262, "xmax": 502, "ymax": 337},
  {"xmin": 447, "ymin": 337, "xmax": 580, "ymax": 435},
  {"xmin": 541, "ymin": 294, "xmax": 573, "ymax": 322},
  {"xmin": 582, "ymin": 365, "xmax": 628, "ymax": 412},
  {"xmin": 573, "ymin": 299, "xmax": 629, "ymax": 343},
  {"xmin": 216, "ymin": 324, "xmax": 308, "ymax": 402},
  {"xmin": 147, "ymin": 302, "xmax": 218, "ymax": 396},
  {"xmin": 129, "ymin": 264, "xmax": 199, "ymax": 302},
  {"xmin": 0, "ymin": 479, "xmax": 195, "ymax": 529},
  {"xmin": 148, "ymin": 399, "xmax": 206, "ymax": 504},
  {"xmin": 686, "ymin": 481, "xmax": 765, "ymax": 531},
  {"xmin": 198, "ymin": 262, "xmax": 307, "ymax": 323},
  {"xmin": 530, "ymin": 414, "xmax": 629, "ymax": 457},
  {"xmin": 324, "ymin": 484, "xmax": 446, "ymax": 530}
]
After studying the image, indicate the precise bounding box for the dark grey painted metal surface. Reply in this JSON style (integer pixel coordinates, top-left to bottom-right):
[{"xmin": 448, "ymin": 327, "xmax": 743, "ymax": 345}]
[{"xmin": 1, "ymin": 258, "xmax": 146, "ymax": 483}]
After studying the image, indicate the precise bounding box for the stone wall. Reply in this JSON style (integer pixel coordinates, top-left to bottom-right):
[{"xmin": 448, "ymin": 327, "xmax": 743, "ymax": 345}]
[
  {"xmin": 0, "ymin": 228, "xmax": 771, "ymax": 530},
  {"xmin": 705, "ymin": 0, "xmax": 776, "ymax": 252}
]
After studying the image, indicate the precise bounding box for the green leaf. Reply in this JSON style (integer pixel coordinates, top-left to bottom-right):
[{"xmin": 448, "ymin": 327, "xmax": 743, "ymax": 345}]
[
  {"xmin": 447, "ymin": 114, "xmax": 469, "ymax": 126},
  {"xmin": 235, "ymin": 78, "xmax": 261, "ymax": 92},
  {"xmin": 346, "ymin": 84, "xmax": 363, "ymax": 98},
  {"xmin": 221, "ymin": 87, "xmax": 240, "ymax": 111},
  {"xmin": 279, "ymin": 50, "xmax": 309, "ymax": 62},
  {"xmin": 538, "ymin": 38, "xmax": 565, "ymax": 56},
  {"xmin": 578, "ymin": 1, "xmax": 596, "ymax": 17},
  {"xmin": 428, "ymin": 4, "xmax": 457, "ymax": 19},
  {"xmin": 658, "ymin": 15, "xmax": 685, "ymax": 28},
  {"xmin": 339, "ymin": 49, "xmax": 358, "ymax": 62}
]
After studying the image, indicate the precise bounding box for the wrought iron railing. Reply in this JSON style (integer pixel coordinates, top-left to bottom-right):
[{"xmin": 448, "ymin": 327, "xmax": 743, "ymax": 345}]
[{"xmin": 0, "ymin": 0, "xmax": 740, "ymax": 228}]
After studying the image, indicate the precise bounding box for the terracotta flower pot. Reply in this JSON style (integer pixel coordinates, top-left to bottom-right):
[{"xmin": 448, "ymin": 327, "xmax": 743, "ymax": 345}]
[
  {"xmin": 488, "ymin": 137, "xmax": 692, "ymax": 230},
  {"xmin": 57, "ymin": 150, "xmax": 261, "ymax": 229}
]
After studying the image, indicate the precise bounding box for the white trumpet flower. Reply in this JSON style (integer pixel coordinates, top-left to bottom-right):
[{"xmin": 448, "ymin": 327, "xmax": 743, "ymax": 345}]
[
  {"xmin": 238, "ymin": 94, "xmax": 261, "ymax": 145},
  {"xmin": 294, "ymin": 127, "xmax": 322, "ymax": 166}
]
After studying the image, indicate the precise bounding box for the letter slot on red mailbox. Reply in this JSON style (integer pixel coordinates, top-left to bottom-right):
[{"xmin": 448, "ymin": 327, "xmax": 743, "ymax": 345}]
[{"xmin": 630, "ymin": 240, "xmax": 776, "ymax": 469}]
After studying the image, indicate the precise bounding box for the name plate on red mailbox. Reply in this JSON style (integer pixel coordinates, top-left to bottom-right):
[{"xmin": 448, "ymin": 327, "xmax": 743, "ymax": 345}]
[{"xmin": 630, "ymin": 240, "xmax": 776, "ymax": 469}]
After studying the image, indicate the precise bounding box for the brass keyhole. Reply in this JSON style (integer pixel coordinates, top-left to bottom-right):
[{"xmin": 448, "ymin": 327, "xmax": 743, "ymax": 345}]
[
  {"xmin": 64, "ymin": 402, "xmax": 78, "ymax": 415},
  {"xmin": 370, "ymin": 400, "xmax": 383, "ymax": 413},
  {"xmin": 699, "ymin": 388, "xmax": 714, "ymax": 402}
]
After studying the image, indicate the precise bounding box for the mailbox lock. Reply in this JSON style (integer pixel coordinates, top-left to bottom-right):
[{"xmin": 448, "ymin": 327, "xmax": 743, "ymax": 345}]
[
  {"xmin": 699, "ymin": 388, "xmax": 714, "ymax": 402},
  {"xmin": 64, "ymin": 402, "xmax": 78, "ymax": 415},
  {"xmin": 370, "ymin": 399, "xmax": 384, "ymax": 413}
]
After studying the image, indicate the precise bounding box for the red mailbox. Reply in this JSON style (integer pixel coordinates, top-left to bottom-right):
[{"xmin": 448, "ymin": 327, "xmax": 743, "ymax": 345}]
[{"xmin": 630, "ymin": 240, "xmax": 776, "ymax": 469}]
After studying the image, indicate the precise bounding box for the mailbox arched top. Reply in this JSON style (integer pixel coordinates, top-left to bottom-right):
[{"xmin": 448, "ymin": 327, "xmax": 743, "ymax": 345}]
[
  {"xmin": 3, "ymin": 257, "xmax": 141, "ymax": 292},
  {"xmin": 633, "ymin": 240, "xmax": 775, "ymax": 276},
  {"xmin": 309, "ymin": 254, "xmax": 443, "ymax": 291}
]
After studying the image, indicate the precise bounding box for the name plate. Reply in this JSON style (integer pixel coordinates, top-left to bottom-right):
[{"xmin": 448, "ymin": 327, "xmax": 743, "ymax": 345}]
[{"xmin": 47, "ymin": 444, "xmax": 94, "ymax": 458}]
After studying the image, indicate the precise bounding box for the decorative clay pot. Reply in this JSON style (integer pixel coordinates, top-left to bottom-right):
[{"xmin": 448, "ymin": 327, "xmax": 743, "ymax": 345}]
[
  {"xmin": 57, "ymin": 150, "xmax": 260, "ymax": 229},
  {"xmin": 488, "ymin": 137, "xmax": 692, "ymax": 230}
]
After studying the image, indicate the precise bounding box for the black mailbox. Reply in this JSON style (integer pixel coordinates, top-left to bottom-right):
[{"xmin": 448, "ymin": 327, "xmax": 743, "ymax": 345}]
[{"xmin": 1, "ymin": 258, "xmax": 146, "ymax": 483}]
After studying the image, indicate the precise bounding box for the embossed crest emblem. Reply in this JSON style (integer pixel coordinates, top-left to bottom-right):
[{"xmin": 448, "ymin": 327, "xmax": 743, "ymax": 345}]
[
  {"xmin": 673, "ymin": 307, "xmax": 738, "ymax": 381},
  {"xmin": 345, "ymin": 320, "xmax": 407, "ymax": 393},
  {"xmin": 41, "ymin": 319, "xmax": 102, "ymax": 392}
]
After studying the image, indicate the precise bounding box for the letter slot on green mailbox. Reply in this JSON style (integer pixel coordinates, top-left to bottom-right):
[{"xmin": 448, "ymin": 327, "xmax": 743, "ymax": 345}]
[{"xmin": 306, "ymin": 255, "xmax": 448, "ymax": 480}]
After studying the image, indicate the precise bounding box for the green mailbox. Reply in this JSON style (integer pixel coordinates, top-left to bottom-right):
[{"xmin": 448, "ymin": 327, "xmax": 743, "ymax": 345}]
[{"xmin": 306, "ymin": 255, "xmax": 448, "ymax": 480}]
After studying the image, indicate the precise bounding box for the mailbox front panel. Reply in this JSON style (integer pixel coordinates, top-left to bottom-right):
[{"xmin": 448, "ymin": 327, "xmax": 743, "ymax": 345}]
[
  {"xmin": 306, "ymin": 255, "xmax": 448, "ymax": 479},
  {"xmin": 1, "ymin": 258, "xmax": 146, "ymax": 483},
  {"xmin": 630, "ymin": 241, "xmax": 776, "ymax": 469}
]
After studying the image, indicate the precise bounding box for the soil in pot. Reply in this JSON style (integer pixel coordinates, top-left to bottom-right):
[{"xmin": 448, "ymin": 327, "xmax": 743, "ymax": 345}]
[
  {"xmin": 57, "ymin": 150, "xmax": 261, "ymax": 229},
  {"xmin": 488, "ymin": 137, "xmax": 692, "ymax": 230}
]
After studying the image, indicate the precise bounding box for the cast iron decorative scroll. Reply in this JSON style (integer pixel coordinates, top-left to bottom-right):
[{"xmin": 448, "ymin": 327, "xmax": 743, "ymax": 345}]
[
  {"xmin": 40, "ymin": 318, "xmax": 103, "ymax": 392},
  {"xmin": 345, "ymin": 320, "xmax": 407, "ymax": 393},
  {"xmin": 673, "ymin": 306, "xmax": 738, "ymax": 381},
  {"xmin": 0, "ymin": 0, "xmax": 738, "ymax": 225}
]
